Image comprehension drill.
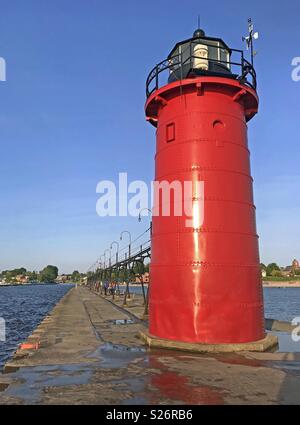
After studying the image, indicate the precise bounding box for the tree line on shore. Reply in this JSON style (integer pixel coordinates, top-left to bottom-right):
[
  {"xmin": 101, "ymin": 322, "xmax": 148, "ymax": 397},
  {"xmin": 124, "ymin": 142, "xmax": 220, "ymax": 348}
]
[
  {"xmin": 261, "ymin": 262, "xmax": 300, "ymax": 278},
  {"xmin": 0, "ymin": 266, "xmax": 86, "ymax": 284},
  {"xmin": 2, "ymin": 262, "xmax": 298, "ymax": 284}
]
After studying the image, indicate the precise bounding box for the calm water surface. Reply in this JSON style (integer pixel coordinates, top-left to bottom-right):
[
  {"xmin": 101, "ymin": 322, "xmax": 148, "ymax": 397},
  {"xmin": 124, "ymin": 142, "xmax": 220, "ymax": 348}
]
[
  {"xmin": 263, "ymin": 287, "xmax": 300, "ymax": 322},
  {"xmin": 0, "ymin": 284, "xmax": 73, "ymax": 370}
]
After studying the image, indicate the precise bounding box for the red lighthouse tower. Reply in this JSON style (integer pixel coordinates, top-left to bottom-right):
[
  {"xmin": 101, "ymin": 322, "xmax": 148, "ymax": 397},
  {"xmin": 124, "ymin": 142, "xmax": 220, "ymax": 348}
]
[{"xmin": 145, "ymin": 27, "xmax": 265, "ymax": 345}]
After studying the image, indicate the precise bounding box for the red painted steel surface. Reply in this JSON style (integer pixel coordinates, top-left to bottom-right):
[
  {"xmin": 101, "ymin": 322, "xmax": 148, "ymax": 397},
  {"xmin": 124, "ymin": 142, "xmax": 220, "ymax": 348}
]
[{"xmin": 145, "ymin": 76, "xmax": 265, "ymax": 344}]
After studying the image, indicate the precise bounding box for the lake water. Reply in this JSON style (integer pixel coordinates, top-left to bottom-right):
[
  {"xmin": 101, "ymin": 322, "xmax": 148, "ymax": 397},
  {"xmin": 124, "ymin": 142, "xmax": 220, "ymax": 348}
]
[
  {"xmin": 263, "ymin": 287, "xmax": 300, "ymax": 322},
  {"xmin": 0, "ymin": 284, "xmax": 73, "ymax": 370},
  {"xmin": 0, "ymin": 285, "xmax": 299, "ymax": 369}
]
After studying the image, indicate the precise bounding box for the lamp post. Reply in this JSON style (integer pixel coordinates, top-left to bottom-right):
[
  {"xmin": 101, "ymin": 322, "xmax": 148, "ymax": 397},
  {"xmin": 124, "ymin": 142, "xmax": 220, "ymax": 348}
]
[
  {"xmin": 138, "ymin": 208, "xmax": 152, "ymax": 236},
  {"xmin": 138, "ymin": 208, "xmax": 152, "ymax": 317},
  {"xmin": 120, "ymin": 230, "xmax": 132, "ymax": 304},
  {"xmin": 120, "ymin": 230, "xmax": 132, "ymax": 259},
  {"xmin": 104, "ymin": 248, "xmax": 112, "ymax": 295},
  {"xmin": 110, "ymin": 241, "xmax": 119, "ymax": 265},
  {"xmin": 99, "ymin": 254, "xmax": 105, "ymax": 295},
  {"xmin": 104, "ymin": 249, "xmax": 111, "ymax": 268}
]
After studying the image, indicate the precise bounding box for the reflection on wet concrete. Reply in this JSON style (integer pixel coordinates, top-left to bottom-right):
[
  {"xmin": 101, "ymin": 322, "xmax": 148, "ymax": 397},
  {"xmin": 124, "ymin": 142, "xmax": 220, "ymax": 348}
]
[
  {"xmin": 273, "ymin": 331, "xmax": 300, "ymax": 353},
  {"xmin": 0, "ymin": 342, "xmax": 229, "ymax": 404},
  {"xmin": 3, "ymin": 363, "xmax": 93, "ymax": 403},
  {"xmin": 98, "ymin": 344, "xmax": 226, "ymax": 404},
  {"xmin": 113, "ymin": 377, "xmax": 149, "ymax": 405},
  {"xmin": 271, "ymin": 360, "xmax": 300, "ymax": 378},
  {"xmin": 213, "ymin": 353, "xmax": 266, "ymax": 368},
  {"xmin": 2, "ymin": 338, "xmax": 300, "ymax": 404},
  {"xmin": 147, "ymin": 356, "xmax": 224, "ymax": 405},
  {"xmin": 89, "ymin": 342, "xmax": 146, "ymax": 369}
]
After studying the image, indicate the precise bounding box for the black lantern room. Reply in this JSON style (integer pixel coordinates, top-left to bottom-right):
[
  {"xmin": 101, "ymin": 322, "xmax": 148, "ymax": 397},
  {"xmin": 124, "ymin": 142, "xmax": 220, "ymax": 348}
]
[
  {"xmin": 146, "ymin": 28, "xmax": 257, "ymax": 97},
  {"xmin": 168, "ymin": 28, "xmax": 233, "ymax": 83}
]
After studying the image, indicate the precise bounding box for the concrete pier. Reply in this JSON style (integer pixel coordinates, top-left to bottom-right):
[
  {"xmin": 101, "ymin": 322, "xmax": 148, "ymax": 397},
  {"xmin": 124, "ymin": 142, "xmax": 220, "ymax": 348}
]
[{"xmin": 1, "ymin": 286, "xmax": 300, "ymax": 405}]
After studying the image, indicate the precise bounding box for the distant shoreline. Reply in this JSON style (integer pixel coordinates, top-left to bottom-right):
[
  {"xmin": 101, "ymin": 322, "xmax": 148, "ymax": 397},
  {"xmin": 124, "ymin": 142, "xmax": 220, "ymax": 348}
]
[
  {"xmin": 1, "ymin": 281, "xmax": 299, "ymax": 289},
  {"xmin": 0, "ymin": 282, "xmax": 63, "ymax": 287},
  {"xmin": 263, "ymin": 281, "xmax": 300, "ymax": 288}
]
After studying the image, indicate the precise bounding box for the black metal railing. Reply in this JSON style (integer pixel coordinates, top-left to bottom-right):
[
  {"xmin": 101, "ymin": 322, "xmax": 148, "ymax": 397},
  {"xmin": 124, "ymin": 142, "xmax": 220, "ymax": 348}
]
[{"xmin": 146, "ymin": 44, "xmax": 256, "ymax": 97}]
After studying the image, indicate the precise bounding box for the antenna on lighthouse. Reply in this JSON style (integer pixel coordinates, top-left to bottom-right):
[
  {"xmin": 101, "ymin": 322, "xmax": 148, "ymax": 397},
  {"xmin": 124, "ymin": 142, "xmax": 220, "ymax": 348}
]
[{"xmin": 242, "ymin": 18, "xmax": 259, "ymax": 66}]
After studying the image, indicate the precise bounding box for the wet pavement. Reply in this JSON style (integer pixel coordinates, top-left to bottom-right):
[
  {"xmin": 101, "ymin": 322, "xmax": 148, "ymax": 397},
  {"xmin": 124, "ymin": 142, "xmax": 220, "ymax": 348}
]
[{"xmin": 1, "ymin": 286, "xmax": 300, "ymax": 405}]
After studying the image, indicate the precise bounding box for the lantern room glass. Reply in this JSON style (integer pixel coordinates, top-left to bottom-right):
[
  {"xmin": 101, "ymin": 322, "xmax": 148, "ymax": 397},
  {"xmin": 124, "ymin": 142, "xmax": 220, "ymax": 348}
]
[{"xmin": 168, "ymin": 38, "xmax": 231, "ymax": 82}]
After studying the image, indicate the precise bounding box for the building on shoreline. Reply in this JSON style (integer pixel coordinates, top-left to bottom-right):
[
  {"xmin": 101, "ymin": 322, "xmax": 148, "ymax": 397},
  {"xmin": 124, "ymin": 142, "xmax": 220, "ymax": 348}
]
[
  {"xmin": 15, "ymin": 275, "xmax": 29, "ymax": 284},
  {"xmin": 282, "ymin": 258, "xmax": 300, "ymax": 277}
]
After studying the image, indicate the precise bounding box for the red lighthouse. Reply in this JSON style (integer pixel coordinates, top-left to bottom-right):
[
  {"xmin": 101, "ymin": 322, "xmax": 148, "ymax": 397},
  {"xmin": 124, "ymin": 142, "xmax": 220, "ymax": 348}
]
[{"xmin": 145, "ymin": 27, "xmax": 265, "ymax": 345}]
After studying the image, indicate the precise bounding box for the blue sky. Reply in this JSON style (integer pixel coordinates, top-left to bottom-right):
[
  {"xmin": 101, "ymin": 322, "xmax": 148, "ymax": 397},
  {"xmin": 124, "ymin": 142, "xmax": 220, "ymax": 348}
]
[{"xmin": 0, "ymin": 0, "xmax": 299, "ymax": 273}]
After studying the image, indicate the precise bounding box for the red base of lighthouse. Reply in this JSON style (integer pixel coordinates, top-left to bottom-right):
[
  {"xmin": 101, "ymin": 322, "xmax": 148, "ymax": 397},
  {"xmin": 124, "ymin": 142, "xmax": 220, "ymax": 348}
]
[{"xmin": 146, "ymin": 77, "xmax": 265, "ymax": 344}]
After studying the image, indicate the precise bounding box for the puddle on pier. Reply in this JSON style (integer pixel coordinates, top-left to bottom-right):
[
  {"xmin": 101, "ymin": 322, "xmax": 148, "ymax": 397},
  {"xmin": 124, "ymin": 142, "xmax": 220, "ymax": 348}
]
[
  {"xmin": 138, "ymin": 354, "xmax": 225, "ymax": 405},
  {"xmin": 0, "ymin": 343, "xmax": 227, "ymax": 404},
  {"xmin": 90, "ymin": 343, "xmax": 225, "ymax": 404},
  {"xmin": 272, "ymin": 361, "xmax": 300, "ymax": 372},
  {"xmin": 1, "ymin": 363, "xmax": 93, "ymax": 402},
  {"xmin": 110, "ymin": 319, "xmax": 135, "ymax": 325},
  {"xmin": 88, "ymin": 342, "xmax": 146, "ymax": 369},
  {"xmin": 272, "ymin": 331, "xmax": 300, "ymax": 353},
  {"xmin": 212, "ymin": 353, "xmax": 267, "ymax": 368},
  {"xmin": 2, "ymin": 332, "xmax": 300, "ymax": 405}
]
